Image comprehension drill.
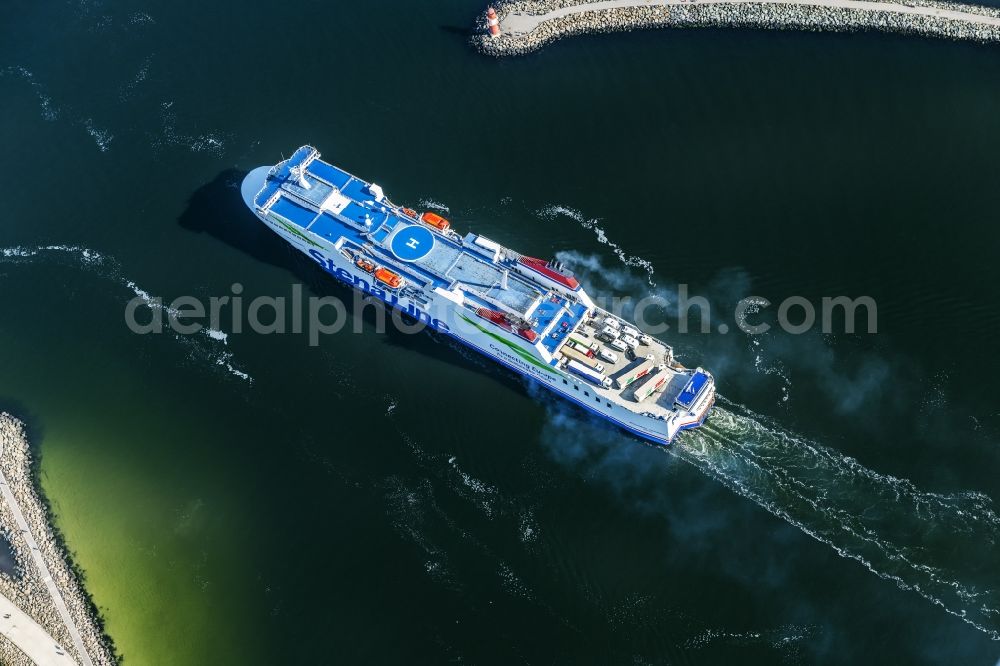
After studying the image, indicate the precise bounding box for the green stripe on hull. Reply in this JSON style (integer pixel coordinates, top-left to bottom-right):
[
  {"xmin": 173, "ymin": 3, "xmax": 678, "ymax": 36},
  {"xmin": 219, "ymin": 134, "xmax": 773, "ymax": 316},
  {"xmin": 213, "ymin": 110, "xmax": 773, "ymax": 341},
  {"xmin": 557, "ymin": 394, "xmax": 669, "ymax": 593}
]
[
  {"xmin": 459, "ymin": 314, "xmax": 558, "ymax": 376},
  {"xmin": 270, "ymin": 214, "xmax": 322, "ymax": 248}
]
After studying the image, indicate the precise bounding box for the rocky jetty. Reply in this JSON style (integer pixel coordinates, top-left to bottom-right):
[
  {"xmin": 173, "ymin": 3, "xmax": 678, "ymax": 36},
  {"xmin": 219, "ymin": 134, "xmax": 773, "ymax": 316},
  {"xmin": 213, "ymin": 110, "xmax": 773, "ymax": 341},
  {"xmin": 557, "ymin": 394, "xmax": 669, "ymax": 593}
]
[
  {"xmin": 0, "ymin": 413, "xmax": 117, "ymax": 665},
  {"xmin": 474, "ymin": 0, "xmax": 1000, "ymax": 55},
  {"xmin": 0, "ymin": 635, "xmax": 31, "ymax": 666}
]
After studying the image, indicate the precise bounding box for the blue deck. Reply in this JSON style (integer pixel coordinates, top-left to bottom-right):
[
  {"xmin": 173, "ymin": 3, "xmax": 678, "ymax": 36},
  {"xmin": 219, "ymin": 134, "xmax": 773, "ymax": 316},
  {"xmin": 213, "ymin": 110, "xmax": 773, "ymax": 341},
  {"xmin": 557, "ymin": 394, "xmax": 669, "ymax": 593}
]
[
  {"xmin": 270, "ymin": 197, "xmax": 318, "ymax": 228},
  {"xmin": 341, "ymin": 178, "xmax": 375, "ymax": 204},
  {"xmin": 255, "ymin": 146, "xmax": 576, "ymax": 326},
  {"xmin": 534, "ymin": 296, "xmax": 589, "ymax": 354},
  {"xmin": 532, "ymin": 296, "xmax": 563, "ymax": 331},
  {"xmin": 306, "ymin": 159, "xmax": 351, "ymax": 189},
  {"xmin": 676, "ymin": 371, "xmax": 709, "ymax": 409},
  {"xmin": 307, "ymin": 213, "xmax": 346, "ymax": 242},
  {"xmin": 254, "ymin": 179, "xmax": 281, "ymax": 208},
  {"xmin": 338, "ymin": 201, "xmax": 379, "ymax": 228}
]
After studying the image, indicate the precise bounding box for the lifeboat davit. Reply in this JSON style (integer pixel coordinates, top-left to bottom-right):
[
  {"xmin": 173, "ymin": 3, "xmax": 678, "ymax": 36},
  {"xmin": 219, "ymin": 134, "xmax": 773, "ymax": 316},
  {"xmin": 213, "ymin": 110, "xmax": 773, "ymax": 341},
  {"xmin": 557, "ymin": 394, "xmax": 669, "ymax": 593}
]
[
  {"xmin": 374, "ymin": 267, "xmax": 403, "ymax": 289},
  {"xmin": 420, "ymin": 211, "xmax": 450, "ymax": 231}
]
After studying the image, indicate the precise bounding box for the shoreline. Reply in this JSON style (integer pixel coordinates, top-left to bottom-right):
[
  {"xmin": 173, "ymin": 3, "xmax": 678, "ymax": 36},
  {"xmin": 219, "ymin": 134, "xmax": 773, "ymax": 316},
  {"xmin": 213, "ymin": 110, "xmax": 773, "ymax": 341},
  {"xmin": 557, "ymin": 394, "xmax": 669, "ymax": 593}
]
[
  {"xmin": 0, "ymin": 413, "xmax": 116, "ymax": 666},
  {"xmin": 473, "ymin": 0, "xmax": 1000, "ymax": 55}
]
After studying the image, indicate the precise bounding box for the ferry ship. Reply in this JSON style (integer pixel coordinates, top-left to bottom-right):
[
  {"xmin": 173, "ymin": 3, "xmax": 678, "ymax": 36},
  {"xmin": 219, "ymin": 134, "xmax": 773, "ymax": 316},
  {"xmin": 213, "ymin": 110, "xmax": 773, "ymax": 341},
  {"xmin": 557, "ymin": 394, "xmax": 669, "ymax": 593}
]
[{"xmin": 240, "ymin": 146, "xmax": 715, "ymax": 444}]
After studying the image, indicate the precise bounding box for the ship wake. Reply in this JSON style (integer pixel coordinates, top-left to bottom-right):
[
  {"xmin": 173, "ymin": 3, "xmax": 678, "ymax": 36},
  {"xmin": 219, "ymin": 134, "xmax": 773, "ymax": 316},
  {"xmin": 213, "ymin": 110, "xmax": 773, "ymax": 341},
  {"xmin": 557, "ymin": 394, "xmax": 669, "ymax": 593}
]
[
  {"xmin": 0, "ymin": 245, "xmax": 252, "ymax": 383},
  {"xmin": 673, "ymin": 396, "xmax": 1000, "ymax": 640},
  {"xmin": 531, "ymin": 203, "xmax": 1000, "ymax": 639}
]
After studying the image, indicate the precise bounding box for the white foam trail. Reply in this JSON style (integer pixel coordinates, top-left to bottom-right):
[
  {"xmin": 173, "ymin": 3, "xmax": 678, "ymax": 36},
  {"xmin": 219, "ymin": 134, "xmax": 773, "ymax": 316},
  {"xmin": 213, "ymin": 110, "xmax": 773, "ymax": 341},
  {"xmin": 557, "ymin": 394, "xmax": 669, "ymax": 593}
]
[
  {"xmin": 127, "ymin": 12, "xmax": 154, "ymax": 27},
  {"xmin": 672, "ymin": 398, "xmax": 1000, "ymax": 641},
  {"xmin": 519, "ymin": 510, "xmax": 539, "ymax": 543},
  {"xmin": 383, "ymin": 476, "xmax": 458, "ymax": 589},
  {"xmin": 1, "ymin": 66, "xmax": 59, "ymax": 121},
  {"xmin": 219, "ymin": 359, "xmax": 250, "ymax": 382},
  {"xmin": 418, "ymin": 199, "xmax": 450, "ymax": 213},
  {"xmin": 386, "ymin": 397, "xmax": 505, "ymax": 521},
  {"xmin": 3, "ymin": 66, "xmax": 119, "ymax": 152},
  {"xmin": 118, "ymin": 54, "xmax": 152, "ymax": 101},
  {"xmin": 750, "ymin": 336, "xmax": 792, "ymax": 403},
  {"xmin": 532, "ymin": 359, "xmax": 1000, "ymax": 640},
  {"xmin": 2, "ymin": 247, "xmax": 38, "ymax": 259},
  {"xmin": 447, "ymin": 456, "xmax": 499, "ymax": 518},
  {"xmin": 154, "ymin": 101, "xmax": 227, "ymax": 155},
  {"xmin": 538, "ymin": 204, "xmax": 656, "ymax": 287},
  {"xmin": 205, "ymin": 328, "xmax": 228, "ymax": 344},
  {"xmin": 525, "ymin": 204, "xmax": 1000, "ymax": 638},
  {"xmin": 82, "ymin": 118, "xmax": 113, "ymax": 152},
  {"xmin": 0, "ymin": 245, "xmax": 252, "ymax": 383},
  {"xmin": 735, "ymin": 297, "xmax": 792, "ymax": 401},
  {"xmin": 498, "ymin": 561, "xmax": 535, "ymax": 600},
  {"xmin": 684, "ymin": 623, "xmax": 816, "ymax": 652}
]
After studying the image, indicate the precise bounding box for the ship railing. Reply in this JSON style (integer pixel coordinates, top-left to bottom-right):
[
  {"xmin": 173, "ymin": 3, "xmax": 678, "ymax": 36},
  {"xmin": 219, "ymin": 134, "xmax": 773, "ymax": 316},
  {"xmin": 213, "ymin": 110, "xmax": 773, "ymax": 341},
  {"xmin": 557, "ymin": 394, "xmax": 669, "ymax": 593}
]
[
  {"xmin": 261, "ymin": 190, "xmax": 282, "ymax": 212},
  {"xmin": 278, "ymin": 182, "xmax": 326, "ymax": 214},
  {"xmin": 305, "ymin": 170, "xmax": 337, "ymax": 192},
  {"xmin": 266, "ymin": 145, "xmax": 319, "ymax": 180}
]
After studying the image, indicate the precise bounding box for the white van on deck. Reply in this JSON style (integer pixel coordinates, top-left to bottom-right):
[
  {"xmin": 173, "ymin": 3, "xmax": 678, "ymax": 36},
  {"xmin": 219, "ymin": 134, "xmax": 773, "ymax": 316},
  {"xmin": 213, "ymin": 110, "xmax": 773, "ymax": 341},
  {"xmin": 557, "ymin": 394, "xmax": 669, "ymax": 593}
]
[
  {"xmin": 599, "ymin": 325, "xmax": 620, "ymax": 341},
  {"xmin": 597, "ymin": 347, "xmax": 619, "ymax": 364}
]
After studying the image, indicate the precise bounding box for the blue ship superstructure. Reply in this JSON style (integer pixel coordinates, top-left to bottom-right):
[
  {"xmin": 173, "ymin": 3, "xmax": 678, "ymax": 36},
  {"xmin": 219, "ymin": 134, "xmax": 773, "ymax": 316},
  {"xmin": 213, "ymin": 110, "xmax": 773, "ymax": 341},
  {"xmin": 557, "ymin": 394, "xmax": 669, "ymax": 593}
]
[{"xmin": 241, "ymin": 146, "xmax": 715, "ymax": 444}]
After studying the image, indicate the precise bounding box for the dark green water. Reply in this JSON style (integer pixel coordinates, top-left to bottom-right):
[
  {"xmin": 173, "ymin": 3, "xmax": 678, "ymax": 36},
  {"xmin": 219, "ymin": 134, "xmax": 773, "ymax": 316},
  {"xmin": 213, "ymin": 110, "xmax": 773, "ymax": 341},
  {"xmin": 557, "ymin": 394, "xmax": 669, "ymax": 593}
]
[{"xmin": 3, "ymin": 1, "xmax": 1000, "ymax": 663}]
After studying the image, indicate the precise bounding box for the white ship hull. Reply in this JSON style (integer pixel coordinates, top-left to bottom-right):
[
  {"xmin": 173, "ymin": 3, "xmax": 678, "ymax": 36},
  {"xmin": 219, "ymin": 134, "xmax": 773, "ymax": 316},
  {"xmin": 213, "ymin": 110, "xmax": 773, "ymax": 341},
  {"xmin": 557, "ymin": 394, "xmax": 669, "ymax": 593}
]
[{"xmin": 241, "ymin": 150, "xmax": 715, "ymax": 445}]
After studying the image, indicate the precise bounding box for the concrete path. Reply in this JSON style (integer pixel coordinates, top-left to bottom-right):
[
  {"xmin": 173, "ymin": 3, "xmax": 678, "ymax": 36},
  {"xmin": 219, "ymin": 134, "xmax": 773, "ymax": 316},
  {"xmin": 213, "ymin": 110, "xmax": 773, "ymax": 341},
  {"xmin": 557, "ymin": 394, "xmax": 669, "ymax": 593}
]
[
  {"xmin": 0, "ymin": 594, "xmax": 77, "ymax": 665},
  {"xmin": 502, "ymin": 0, "xmax": 1000, "ymax": 34},
  {"xmin": 0, "ymin": 439, "xmax": 92, "ymax": 666}
]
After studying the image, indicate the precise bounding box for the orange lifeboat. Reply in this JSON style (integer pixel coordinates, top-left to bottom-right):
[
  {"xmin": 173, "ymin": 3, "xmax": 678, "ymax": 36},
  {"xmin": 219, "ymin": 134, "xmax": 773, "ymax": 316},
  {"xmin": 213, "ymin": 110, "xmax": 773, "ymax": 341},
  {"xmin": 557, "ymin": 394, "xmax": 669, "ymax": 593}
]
[
  {"xmin": 355, "ymin": 256, "xmax": 376, "ymax": 273},
  {"xmin": 374, "ymin": 267, "xmax": 403, "ymax": 289},
  {"xmin": 420, "ymin": 211, "xmax": 450, "ymax": 231},
  {"xmin": 401, "ymin": 207, "xmax": 417, "ymax": 218}
]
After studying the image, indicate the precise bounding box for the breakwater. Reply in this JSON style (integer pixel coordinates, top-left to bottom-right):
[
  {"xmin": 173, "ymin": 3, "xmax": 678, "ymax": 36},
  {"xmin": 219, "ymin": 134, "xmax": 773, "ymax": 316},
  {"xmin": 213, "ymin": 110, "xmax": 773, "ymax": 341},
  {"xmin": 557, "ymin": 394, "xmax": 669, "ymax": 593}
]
[
  {"xmin": 474, "ymin": 0, "xmax": 1000, "ymax": 55},
  {"xmin": 0, "ymin": 413, "xmax": 116, "ymax": 666}
]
